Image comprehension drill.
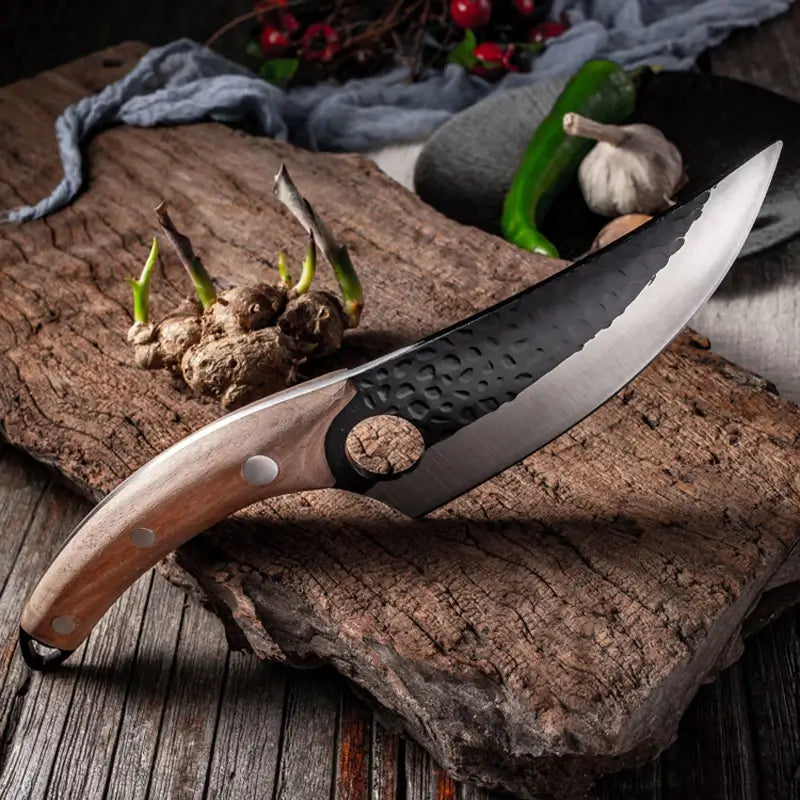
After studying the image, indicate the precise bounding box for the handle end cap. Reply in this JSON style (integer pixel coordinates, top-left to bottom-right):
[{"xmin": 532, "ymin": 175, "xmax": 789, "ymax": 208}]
[{"xmin": 19, "ymin": 628, "xmax": 74, "ymax": 671}]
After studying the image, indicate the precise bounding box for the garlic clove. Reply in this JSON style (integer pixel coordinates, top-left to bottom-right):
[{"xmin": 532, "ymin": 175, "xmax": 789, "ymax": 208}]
[
  {"xmin": 590, "ymin": 214, "xmax": 652, "ymax": 252},
  {"xmin": 563, "ymin": 112, "xmax": 685, "ymax": 217}
]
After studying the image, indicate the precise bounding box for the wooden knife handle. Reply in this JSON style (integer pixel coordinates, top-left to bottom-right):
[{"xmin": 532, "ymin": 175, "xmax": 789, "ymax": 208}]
[{"xmin": 20, "ymin": 377, "xmax": 355, "ymax": 664}]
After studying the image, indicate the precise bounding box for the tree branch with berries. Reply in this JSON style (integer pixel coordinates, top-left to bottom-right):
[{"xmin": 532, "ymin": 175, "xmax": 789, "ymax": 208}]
[{"xmin": 207, "ymin": 0, "xmax": 570, "ymax": 88}]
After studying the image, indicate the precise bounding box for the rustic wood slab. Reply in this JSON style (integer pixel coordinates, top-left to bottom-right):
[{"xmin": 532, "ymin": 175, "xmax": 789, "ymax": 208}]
[{"xmin": 2, "ymin": 43, "xmax": 800, "ymax": 799}]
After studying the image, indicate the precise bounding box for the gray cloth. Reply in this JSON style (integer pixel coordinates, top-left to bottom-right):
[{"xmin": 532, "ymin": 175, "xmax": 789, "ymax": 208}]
[{"xmin": 3, "ymin": 0, "xmax": 792, "ymax": 223}]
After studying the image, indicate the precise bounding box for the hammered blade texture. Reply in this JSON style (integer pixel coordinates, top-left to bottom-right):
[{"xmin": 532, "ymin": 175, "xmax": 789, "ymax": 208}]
[{"xmin": 327, "ymin": 190, "xmax": 708, "ymax": 487}]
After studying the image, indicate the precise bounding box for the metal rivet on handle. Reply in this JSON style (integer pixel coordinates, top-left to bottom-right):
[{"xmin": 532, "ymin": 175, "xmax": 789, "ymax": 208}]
[
  {"xmin": 241, "ymin": 455, "xmax": 280, "ymax": 486},
  {"xmin": 51, "ymin": 616, "xmax": 76, "ymax": 636},
  {"xmin": 130, "ymin": 528, "xmax": 156, "ymax": 548}
]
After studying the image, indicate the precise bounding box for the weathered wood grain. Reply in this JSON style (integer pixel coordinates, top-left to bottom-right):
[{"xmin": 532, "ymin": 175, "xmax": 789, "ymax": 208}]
[
  {"xmin": 105, "ymin": 573, "xmax": 185, "ymax": 799},
  {"xmin": 44, "ymin": 580, "xmax": 153, "ymax": 800},
  {"xmin": 204, "ymin": 653, "xmax": 287, "ymax": 800},
  {"xmin": 739, "ymin": 618, "xmax": 800, "ymax": 800},
  {"xmin": 370, "ymin": 721, "xmax": 400, "ymax": 800},
  {"xmin": 662, "ymin": 664, "xmax": 758, "ymax": 800},
  {"xmin": 2, "ymin": 41, "xmax": 800, "ymax": 799},
  {"xmin": 459, "ymin": 784, "xmax": 492, "ymax": 800},
  {"xmin": 597, "ymin": 6, "xmax": 800, "ymax": 792},
  {"xmin": 596, "ymin": 760, "xmax": 661, "ymax": 800},
  {"xmin": 336, "ymin": 694, "xmax": 371, "ymax": 800},
  {"xmin": 274, "ymin": 671, "xmax": 339, "ymax": 799},
  {"xmin": 145, "ymin": 603, "xmax": 229, "ymax": 800},
  {"xmin": 20, "ymin": 376, "xmax": 354, "ymax": 653},
  {"xmin": 435, "ymin": 767, "xmax": 458, "ymax": 800},
  {"xmin": 0, "ymin": 462, "xmax": 87, "ymax": 800},
  {"xmin": 405, "ymin": 741, "xmax": 436, "ymax": 800}
]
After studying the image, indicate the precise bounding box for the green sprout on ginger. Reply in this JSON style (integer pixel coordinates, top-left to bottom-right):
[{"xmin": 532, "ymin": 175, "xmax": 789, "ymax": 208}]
[
  {"xmin": 293, "ymin": 235, "xmax": 317, "ymax": 296},
  {"xmin": 126, "ymin": 237, "xmax": 159, "ymax": 324},
  {"xmin": 127, "ymin": 175, "xmax": 364, "ymax": 333},
  {"xmin": 155, "ymin": 201, "xmax": 217, "ymax": 309},
  {"xmin": 277, "ymin": 250, "xmax": 292, "ymax": 287},
  {"xmin": 273, "ymin": 163, "xmax": 363, "ymax": 327}
]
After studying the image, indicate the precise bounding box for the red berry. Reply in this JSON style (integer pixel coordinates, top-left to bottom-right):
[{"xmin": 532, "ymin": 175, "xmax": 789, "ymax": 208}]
[
  {"xmin": 513, "ymin": 0, "xmax": 535, "ymax": 14},
  {"xmin": 260, "ymin": 25, "xmax": 290, "ymax": 56},
  {"xmin": 529, "ymin": 20, "xmax": 569, "ymax": 43},
  {"xmin": 302, "ymin": 22, "xmax": 341, "ymax": 62},
  {"xmin": 473, "ymin": 42, "xmax": 517, "ymax": 76},
  {"xmin": 450, "ymin": 0, "xmax": 492, "ymax": 29},
  {"xmin": 474, "ymin": 42, "xmax": 504, "ymax": 61}
]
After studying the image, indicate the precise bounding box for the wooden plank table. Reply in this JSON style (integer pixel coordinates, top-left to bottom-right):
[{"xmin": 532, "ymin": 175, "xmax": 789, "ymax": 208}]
[
  {"xmin": 1, "ymin": 440, "xmax": 800, "ymax": 800},
  {"xmin": 2, "ymin": 7, "xmax": 800, "ymax": 799}
]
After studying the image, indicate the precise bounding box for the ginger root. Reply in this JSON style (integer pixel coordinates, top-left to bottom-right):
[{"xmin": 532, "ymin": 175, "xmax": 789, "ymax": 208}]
[
  {"xmin": 126, "ymin": 166, "xmax": 362, "ymax": 410},
  {"xmin": 278, "ymin": 291, "xmax": 346, "ymax": 357},
  {"xmin": 181, "ymin": 328, "xmax": 293, "ymax": 409}
]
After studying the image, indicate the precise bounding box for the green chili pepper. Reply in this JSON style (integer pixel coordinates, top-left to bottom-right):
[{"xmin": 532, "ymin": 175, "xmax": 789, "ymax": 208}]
[{"xmin": 501, "ymin": 60, "xmax": 640, "ymax": 258}]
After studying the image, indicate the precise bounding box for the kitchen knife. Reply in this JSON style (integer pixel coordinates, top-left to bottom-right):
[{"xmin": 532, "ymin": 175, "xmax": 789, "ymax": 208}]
[{"xmin": 19, "ymin": 142, "xmax": 781, "ymax": 670}]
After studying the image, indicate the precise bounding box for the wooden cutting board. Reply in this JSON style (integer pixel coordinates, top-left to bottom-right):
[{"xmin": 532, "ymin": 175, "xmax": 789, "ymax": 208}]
[{"xmin": 2, "ymin": 43, "xmax": 800, "ymax": 800}]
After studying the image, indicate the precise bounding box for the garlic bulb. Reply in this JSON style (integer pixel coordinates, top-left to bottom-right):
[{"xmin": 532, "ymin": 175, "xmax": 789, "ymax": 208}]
[{"xmin": 563, "ymin": 112, "xmax": 685, "ymax": 217}]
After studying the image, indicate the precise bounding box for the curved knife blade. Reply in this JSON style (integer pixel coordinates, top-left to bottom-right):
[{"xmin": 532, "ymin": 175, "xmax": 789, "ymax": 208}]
[{"xmin": 326, "ymin": 141, "xmax": 782, "ymax": 516}]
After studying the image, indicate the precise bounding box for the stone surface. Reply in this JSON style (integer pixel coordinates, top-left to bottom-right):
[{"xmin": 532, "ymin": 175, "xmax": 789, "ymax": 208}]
[{"xmin": 414, "ymin": 76, "xmax": 568, "ymax": 236}]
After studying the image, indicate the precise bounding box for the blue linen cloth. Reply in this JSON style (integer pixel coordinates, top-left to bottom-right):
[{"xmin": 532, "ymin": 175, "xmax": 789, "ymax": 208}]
[{"xmin": 2, "ymin": 0, "xmax": 792, "ymax": 223}]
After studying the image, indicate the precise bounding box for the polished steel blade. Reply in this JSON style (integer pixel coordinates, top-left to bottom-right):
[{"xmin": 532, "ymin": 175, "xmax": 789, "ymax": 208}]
[{"xmin": 360, "ymin": 142, "xmax": 781, "ymax": 517}]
